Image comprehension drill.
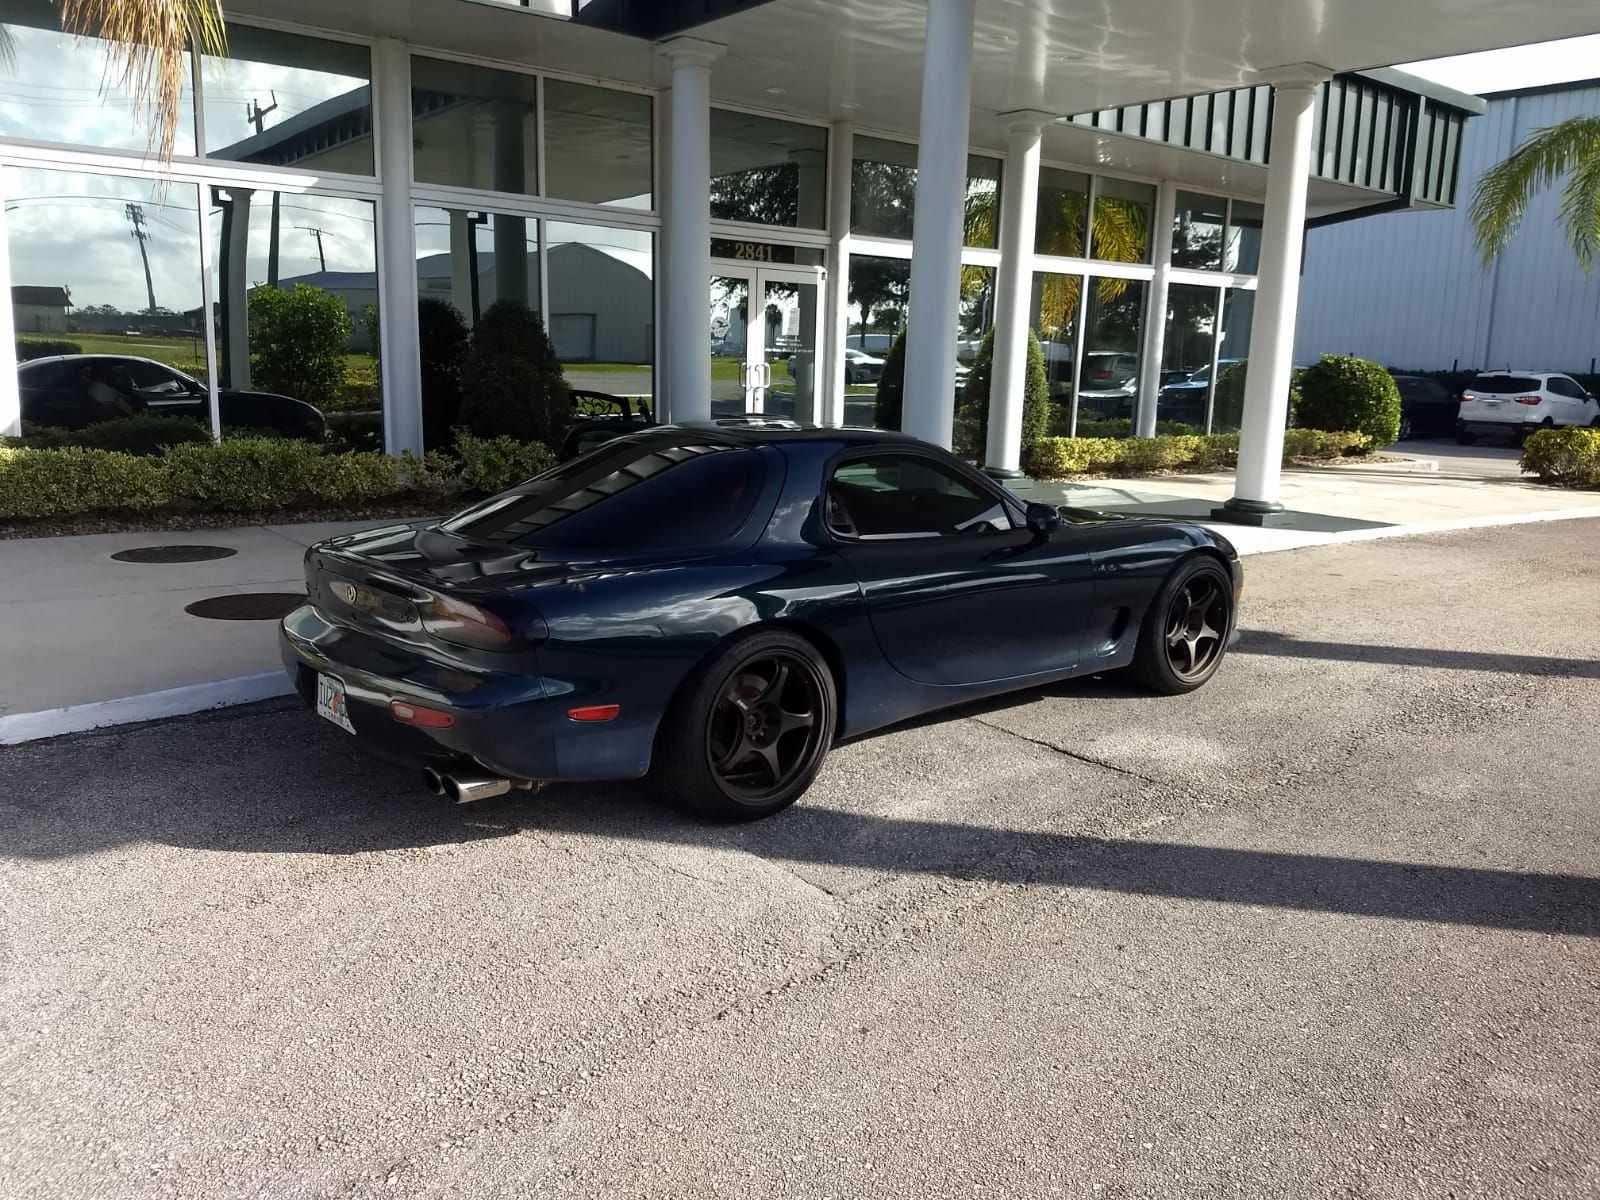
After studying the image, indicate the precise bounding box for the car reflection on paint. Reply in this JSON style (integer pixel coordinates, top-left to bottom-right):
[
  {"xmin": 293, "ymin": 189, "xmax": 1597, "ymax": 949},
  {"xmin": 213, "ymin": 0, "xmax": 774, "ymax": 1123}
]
[{"xmin": 281, "ymin": 424, "xmax": 1242, "ymax": 821}]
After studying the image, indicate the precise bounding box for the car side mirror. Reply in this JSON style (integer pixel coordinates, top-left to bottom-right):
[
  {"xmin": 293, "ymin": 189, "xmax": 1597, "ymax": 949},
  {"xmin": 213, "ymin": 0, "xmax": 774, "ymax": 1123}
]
[{"xmin": 1025, "ymin": 502, "xmax": 1062, "ymax": 536}]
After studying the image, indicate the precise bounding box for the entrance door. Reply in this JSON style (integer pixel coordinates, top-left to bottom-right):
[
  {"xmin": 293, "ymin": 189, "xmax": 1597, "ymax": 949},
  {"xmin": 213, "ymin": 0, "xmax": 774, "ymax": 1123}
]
[{"xmin": 709, "ymin": 262, "xmax": 824, "ymax": 421}]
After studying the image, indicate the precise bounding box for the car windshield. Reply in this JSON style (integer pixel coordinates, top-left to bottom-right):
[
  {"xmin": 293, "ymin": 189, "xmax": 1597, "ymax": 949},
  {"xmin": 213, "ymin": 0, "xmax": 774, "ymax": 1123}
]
[
  {"xmin": 1472, "ymin": 374, "xmax": 1541, "ymax": 394},
  {"xmin": 440, "ymin": 435, "xmax": 769, "ymax": 554}
]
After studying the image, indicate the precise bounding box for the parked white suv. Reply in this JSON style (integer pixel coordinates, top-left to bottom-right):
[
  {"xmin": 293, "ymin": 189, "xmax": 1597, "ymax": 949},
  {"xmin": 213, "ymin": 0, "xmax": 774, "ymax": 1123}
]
[{"xmin": 1457, "ymin": 372, "xmax": 1599, "ymax": 443}]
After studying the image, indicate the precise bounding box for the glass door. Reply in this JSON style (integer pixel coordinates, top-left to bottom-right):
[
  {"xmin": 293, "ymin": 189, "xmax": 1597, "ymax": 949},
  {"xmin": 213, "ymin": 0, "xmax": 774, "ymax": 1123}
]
[
  {"xmin": 709, "ymin": 270, "xmax": 756, "ymax": 418},
  {"xmin": 711, "ymin": 261, "xmax": 825, "ymax": 421}
]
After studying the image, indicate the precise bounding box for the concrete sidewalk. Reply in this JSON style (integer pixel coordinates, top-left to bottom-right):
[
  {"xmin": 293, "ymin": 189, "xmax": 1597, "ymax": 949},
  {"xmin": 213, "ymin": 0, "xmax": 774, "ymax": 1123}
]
[{"xmin": 2, "ymin": 448, "xmax": 1597, "ymax": 743}]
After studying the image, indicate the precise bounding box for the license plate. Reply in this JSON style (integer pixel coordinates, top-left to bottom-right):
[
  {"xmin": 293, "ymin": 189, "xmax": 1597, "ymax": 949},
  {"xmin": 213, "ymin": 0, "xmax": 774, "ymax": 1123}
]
[{"xmin": 316, "ymin": 673, "xmax": 356, "ymax": 735}]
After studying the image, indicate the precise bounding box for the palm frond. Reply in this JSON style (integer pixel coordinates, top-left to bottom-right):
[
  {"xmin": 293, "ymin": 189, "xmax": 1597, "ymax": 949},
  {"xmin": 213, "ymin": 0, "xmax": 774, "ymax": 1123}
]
[
  {"xmin": 1471, "ymin": 116, "xmax": 1600, "ymax": 268},
  {"xmin": 59, "ymin": 0, "xmax": 227, "ymax": 162}
]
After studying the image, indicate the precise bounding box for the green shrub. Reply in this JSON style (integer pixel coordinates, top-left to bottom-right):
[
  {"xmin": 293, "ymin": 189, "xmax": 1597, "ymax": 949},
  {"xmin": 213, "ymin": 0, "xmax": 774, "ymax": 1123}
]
[
  {"xmin": 957, "ymin": 327, "xmax": 1050, "ymax": 460},
  {"xmin": 80, "ymin": 415, "xmax": 211, "ymax": 456},
  {"xmin": 0, "ymin": 447, "xmax": 168, "ymax": 517},
  {"xmin": 1210, "ymin": 360, "xmax": 1305, "ymax": 432},
  {"xmin": 1022, "ymin": 430, "xmax": 1358, "ymax": 479},
  {"xmin": 1295, "ymin": 354, "xmax": 1400, "ymax": 446},
  {"xmin": 306, "ymin": 452, "xmax": 407, "ymax": 505},
  {"xmin": 1521, "ymin": 427, "xmax": 1600, "ymax": 487},
  {"xmin": 419, "ymin": 298, "xmax": 471, "ymax": 451},
  {"xmin": 325, "ymin": 411, "xmax": 385, "ymax": 454},
  {"xmin": 873, "ymin": 331, "xmax": 909, "ymax": 431},
  {"xmin": 458, "ymin": 301, "xmax": 569, "ymax": 446},
  {"xmin": 16, "ymin": 338, "xmax": 83, "ymax": 361},
  {"xmin": 164, "ymin": 437, "xmax": 324, "ymax": 511},
  {"xmin": 1282, "ymin": 428, "xmax": 1370, "ymax": 459},
  {"xmin": 248, "ymin": 284, "xmax": 353, "ymax": 409},
  {"xmin": 7, "ymin": 423, "xmax": 81, "ymax": 450},
  {"xmin": 451, "ymin": 430, "xmax": 556, "ymax": 495}
]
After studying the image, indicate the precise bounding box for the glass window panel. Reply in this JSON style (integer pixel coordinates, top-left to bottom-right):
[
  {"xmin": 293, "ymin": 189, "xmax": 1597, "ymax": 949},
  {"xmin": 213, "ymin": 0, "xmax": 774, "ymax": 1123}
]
[
  {"xmin": 0, "ymin": 1, "xmax": 195, "ymax": 153},
  {"xmin": 1028, "ymin": 272, "xmax": 1083, "ymax": 434},
  {"xmin": 1210, "ymin": 288, "xmax": 1255, "ymax": 432},
  {"xmin": 207, "ymin": 188, "xmax": 380, "ymax": 446},
  {"xmin": 1157, "ymin": 283, "xmax": 1218, "ymax": 432},
  {"xmin": 1226, "ymin": 201, "xmax": 1264, "ymax": 274},
  {"xmin": 201, "ymin": 27, "xmax": 372, "ymax": 175},
  {"xmin": 1092, "ymin": 177, "xmax": 1155, "ymax": 264},
  {"xmin": 850, "ymin": 136, "xmax": 1002, "ymax": 247},
  {"xmin": 546, "ymin": 220, "xmax": 654, "ymax": 410},
  {"xmin": 9, "ymin": 167, "xmax": 208, "ymax": 434},
  {"xmin": 1036, "ymin": 167, "xmax": 1090, "ymax": 257},
  {"xmin": 1172, "ymin": 191, "xmax": 1226, "ymax": 270},
  {"xmin": 543, "ymin": 80, "xmax": 653, "ymax": 209},
  {"xmin": 951, "ymin": 264, "xmax": 996, "ymax": 456},
  {"xmin": 411, "ymin": 56, "xmax": 537, "ymax": 195},
  {"xmin": 1077, "ymin": 277, "xmax": 1147, "ymax": 436},
  {"xmin": 709, "ymin": 110, "xmax": 827, "ymax": 228},
  {"xmin": 845, "ymin": 253, "xmax": 912, "ymax": 429}
]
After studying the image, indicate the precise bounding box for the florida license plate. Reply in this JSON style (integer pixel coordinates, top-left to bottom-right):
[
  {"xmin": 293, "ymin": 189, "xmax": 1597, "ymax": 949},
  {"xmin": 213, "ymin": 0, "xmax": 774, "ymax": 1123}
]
[{"xmin": 316, "ymin": 673, "xmax": 356, "ymax": 734}]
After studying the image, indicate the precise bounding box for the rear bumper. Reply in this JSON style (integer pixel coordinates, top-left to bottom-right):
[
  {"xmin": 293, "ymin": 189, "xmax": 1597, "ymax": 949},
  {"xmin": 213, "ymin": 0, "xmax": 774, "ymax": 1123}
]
[{"xmin": 279, "ymin": 605, "xmax": 654, "ymax": 782}]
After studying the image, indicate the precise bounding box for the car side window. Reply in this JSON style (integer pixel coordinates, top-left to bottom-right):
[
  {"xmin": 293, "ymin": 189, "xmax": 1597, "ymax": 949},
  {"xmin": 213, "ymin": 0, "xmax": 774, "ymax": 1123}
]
[
  {"xmin": 828, "ymin": 453, "xmax": 1013, "ymax": 540},
  {"xmin": 1551, "ymin": 377, "xmax": 1586, "ymax": 399},
  {"xmin": 124, "ymin": 361, "xmax": 186, "ymax": 393}
]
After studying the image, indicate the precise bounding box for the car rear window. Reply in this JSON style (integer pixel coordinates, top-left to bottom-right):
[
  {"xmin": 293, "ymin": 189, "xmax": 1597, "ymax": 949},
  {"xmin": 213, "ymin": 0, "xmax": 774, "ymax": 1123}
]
[
  {"xmin": 1472, "ymin": 374, "xmax": 1541, "ymax": 394},
  {"xmin": 440, "ymin": 437, "xmax": 769, "ymax": 554}
]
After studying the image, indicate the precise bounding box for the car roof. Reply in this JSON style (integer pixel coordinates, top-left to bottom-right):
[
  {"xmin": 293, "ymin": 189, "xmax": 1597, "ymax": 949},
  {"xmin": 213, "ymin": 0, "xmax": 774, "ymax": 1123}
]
[
  {"xmin": 661, "ymin": 422, "xmax": 934, "ymax": 449},
  {"xmin": 21, "ymin": 353, "xmax": 169, "ymax": 369}
]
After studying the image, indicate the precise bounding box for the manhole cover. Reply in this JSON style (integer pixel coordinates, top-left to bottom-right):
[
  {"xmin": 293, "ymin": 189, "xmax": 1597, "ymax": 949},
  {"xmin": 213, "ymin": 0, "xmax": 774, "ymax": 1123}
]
[
  {"xmin": 185, "ymin": 592, "xmax": 306, "ymax": 621},
  {"xmin": 112, "ymin": 544, "xmax": 238, "ymax": 564}
]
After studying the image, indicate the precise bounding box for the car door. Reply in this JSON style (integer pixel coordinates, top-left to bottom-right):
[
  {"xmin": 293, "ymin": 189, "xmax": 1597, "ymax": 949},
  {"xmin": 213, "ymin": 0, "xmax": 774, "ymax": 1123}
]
[
  {"xmin": 1550, "ymin": 376, "xmax": 1587, "ymax": 425},
  {"xmin": 123, "ymin": 360, "xmax": 202, "ymax": 416},
  {"xmin": 826, "ymin": 449, "xmax": 1094, "ymax": 686}
]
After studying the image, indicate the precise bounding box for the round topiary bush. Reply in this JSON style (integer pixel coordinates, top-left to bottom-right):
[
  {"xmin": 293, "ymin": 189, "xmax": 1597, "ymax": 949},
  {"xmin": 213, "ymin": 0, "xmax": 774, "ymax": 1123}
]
[
  {"xmin": 957, "ymin": 327, "xmax": 1050, "ymax": 461},
  {"xmin": 872, "ymin": 331, "xmax": 909, "ymax": 431},
  {"xmin": 417, "ymin": 298, "xmax": 471, "ymax": 452},
  {"xmin": 458, "ymin": 300, "xmax": 570, "ymax": 448},
  {"xmin": 1294, "ymin": 354, "xmax": 1400, "ymax": 446}
]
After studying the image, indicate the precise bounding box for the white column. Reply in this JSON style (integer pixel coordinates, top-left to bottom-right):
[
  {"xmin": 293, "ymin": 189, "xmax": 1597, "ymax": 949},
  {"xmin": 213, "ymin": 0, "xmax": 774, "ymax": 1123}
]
[
  {"xmin": 224, "ymin": 188, "xmax": 253, "ymax": 390},
  {"xmin": 658, "ymin": 36, "xmax": 725, "ymax": 425},
  {"xmin": 1217, "ymin": 68, "xmax": 1328, "ymax": 523},
  {"xmin": 901, "ymin": 0, "xmax": 976, "ymax": 448},
  {"xmin": 822, "ymin": 120, "xmax": 853, "ymax": 427},
  {"xmin": 984, "ymin": 110, "xmax": 1050, "ymax": 476},
  {"xmin": 0, "ymin": 167, "xmax": 20, "ymax": 438},
  {"xmin": 373, "ymin": 38, "xmax": 425, "ymax": 454},
  {"xmin": 1135, "ymin": 181, "xmax": 1178, "ymax": 438}
]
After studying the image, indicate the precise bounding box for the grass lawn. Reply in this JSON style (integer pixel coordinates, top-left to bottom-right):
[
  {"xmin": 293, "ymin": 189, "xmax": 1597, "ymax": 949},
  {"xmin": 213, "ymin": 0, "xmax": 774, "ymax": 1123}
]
[{"xmin": 24, "ymin": 332, "xmax": 208, "ymax": 378}]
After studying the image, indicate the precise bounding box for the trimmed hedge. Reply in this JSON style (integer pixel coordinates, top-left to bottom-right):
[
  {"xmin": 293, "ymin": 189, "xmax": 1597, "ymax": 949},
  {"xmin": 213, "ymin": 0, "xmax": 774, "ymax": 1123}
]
[
  {"xmin": 1296, "ymin": 354, "xmax": 1401, "ymax": 446},
  {"xmin": 451, "ymin": 431, "xmax": 556, "ymax": 495},
  {"xmin": 1024, "ymin": 428, "xmax": 1368, "ymax": 479},
  {"xmin": 8, "ymin": 415, "xmax": 212, "ymax": 456},
  {"xmin": 16, "ymin": 338, "xmax": 83, "ymax": 362},
  {"xmin": 1521, "ymin": 427, "xmax": 1600, "ymax": 487}
]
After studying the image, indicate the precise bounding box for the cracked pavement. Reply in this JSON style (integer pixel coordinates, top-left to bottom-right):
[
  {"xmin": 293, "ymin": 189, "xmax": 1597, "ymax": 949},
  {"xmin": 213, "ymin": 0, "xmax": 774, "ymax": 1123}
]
[{"xmin": 2, "ymin": 520, "xmax": 1598, "ymax": 1198}]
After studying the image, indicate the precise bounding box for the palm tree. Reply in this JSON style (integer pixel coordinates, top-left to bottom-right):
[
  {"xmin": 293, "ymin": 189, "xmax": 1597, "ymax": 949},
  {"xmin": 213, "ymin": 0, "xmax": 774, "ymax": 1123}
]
[
  {"xmin": 56, "ymin": 0, "xmax": 227, "ymax": 161},
  {"xmin": 1472, "ymin": 116, "xmax": 1600, "ymax": 267}
]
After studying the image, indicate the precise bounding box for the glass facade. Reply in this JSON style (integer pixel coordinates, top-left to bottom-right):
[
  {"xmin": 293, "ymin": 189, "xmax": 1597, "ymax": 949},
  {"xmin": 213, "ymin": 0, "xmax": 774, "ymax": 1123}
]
[
  {"xmin": 844, "ymin": 254, "xmax": 910, "ymax": 428},
  {"xmin": 1158, "ymin": 284, "xmax": 1219, "ymax": 430},
  {"xmin": 710, "ymin": 111, "xmax": 827, "ymax": 228},
  {"xmin": 1078, "ymin": 278, "xmax": 1147, "ymax": 435},
  {"xmin": 1211, "ymin": 289, "xmax": 1256, "ymax": 432},
  {"xmin": 1092, "ymin": 178, "xmax": 1156, "ymax": 264},
  {"xmin": 546, "ymin": 221, "xmax": 654, "ymax": 399},
  {"xmin": 1172, "ymin": 191, "xmax": 1227, "ymax": 271},
  {"xmin": 1029, "ymin": 272, "xmax": 1083, "ymax": 427},
  {"xmin": 1226, "ymin": 201, "xmax": 1265, "ymax": 274},
  {"xmin": 542, "ymin": 79, "xmax": 654, "ymax": 208},
  {"xmin": 411, "ymin": 57, "xmax": 538, "ymax": 195},
  {"xmin": 1036, "ymin": 167, "xmax": 1090, "ymax": 258},
  {"xmin": 850, "ymin": 136, "xmax": 1002, "ymax": 248}
]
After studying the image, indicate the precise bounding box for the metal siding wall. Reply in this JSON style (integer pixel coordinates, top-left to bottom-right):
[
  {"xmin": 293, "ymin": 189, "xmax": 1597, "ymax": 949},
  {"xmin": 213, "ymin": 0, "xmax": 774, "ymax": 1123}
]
[{"xmin": 1297, "ymin": 86, "xmax": 1600, "ymax": 371}]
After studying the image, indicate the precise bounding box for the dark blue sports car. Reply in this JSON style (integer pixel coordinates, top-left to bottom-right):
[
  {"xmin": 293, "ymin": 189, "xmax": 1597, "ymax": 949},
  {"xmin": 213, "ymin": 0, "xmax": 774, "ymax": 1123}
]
[{"xmin": 280, "ymin": 425, "xmax": 1242, "ymax": 820}]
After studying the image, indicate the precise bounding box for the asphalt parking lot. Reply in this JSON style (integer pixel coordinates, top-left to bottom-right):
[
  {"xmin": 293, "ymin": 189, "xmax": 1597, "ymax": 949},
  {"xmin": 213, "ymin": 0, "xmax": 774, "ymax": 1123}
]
[{"xmin": 3, "ymin": 519, "xmax": 1598, "ymax": 1198}]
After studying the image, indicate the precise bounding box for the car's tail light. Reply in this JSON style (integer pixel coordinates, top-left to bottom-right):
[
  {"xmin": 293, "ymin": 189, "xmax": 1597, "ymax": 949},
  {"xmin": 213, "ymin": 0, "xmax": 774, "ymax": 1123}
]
[
  {"xmin": 390, "ymin": 700, "xmax": 455, "ymax": 729},
  {"xmin": 568, "ymin": 704, "xmax": 621, "ymax": 723},
  {"xmin": 420, "ymin": 594, "xmax": 514, "ymax": 650},
  {"xmin": 1516, "ymin": 395, "xmax": 1543, "ymax": 406}
]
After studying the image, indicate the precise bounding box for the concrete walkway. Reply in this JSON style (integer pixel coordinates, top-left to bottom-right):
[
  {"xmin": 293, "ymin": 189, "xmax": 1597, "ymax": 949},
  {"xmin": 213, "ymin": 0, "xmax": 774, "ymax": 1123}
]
[{"xmin": 2, "ymin": 442, "xmax": 1597, "ymax": 743}]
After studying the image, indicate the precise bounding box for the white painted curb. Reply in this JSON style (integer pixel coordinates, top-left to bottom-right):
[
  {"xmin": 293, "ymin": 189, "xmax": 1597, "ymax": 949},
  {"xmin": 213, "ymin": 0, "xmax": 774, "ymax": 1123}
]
[
  {"xmin": 1220, "ymin": 505, "xmax": 1600, "ymax": 556},
  {"xmin": 0, "ymin": 672, "xmax": 294, "ymax": 746}
]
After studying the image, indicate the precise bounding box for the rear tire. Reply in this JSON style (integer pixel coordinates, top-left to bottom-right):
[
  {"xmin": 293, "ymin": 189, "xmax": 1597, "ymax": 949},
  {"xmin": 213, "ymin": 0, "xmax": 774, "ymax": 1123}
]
[
  {"xmin": 1132, "ymin": 557, "xmax": 1235, "ymax": 695},
  {"xmin": 656, "ymin": 629, "xmax": 837, "ymax": 822}
]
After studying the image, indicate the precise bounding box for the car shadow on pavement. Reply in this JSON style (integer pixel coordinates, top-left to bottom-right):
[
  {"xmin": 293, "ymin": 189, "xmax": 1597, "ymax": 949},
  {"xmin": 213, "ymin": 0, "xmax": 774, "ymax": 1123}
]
[
  {"xmin": 5, "ymin": 702, "xmax": 1596, "ymax": 938},
  {"xmin": 1235, "ymin": 629, "xmax": 1600, "ymax": 678}
]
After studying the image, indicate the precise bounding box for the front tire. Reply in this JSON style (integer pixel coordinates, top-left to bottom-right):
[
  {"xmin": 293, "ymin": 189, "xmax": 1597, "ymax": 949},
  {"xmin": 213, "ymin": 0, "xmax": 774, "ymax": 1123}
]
[
  {"xmin": 1132, "ymin": 557, "xmax": 1235, "ymax": 695},
  {"xmin": 656, "ymin": 629, "xmax": 837, "ymax": 821}
]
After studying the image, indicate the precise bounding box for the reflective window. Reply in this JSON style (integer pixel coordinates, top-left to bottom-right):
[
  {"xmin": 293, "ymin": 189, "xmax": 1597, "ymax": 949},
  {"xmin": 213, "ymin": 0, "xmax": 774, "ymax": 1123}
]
[
  {"xmin": 543, "ymin": 80, "xmax": 653, "ymax": 209},
  {"xmin": 202, "ymin": 27, "xmax": 373, "ymax": 175},
  {"xmin": 709, "ymin": 110, "xmax": 827, "ymax": 228},
  {"xmin": 850, "ymin": 136, "xmax": 1002, "ymax": 247},
  {"xmin": 0, "ymin": 2, "xmax": 195, "ymax": 153},
  {"xmin": 1226, "ymin": 201, "xmax": 1264, "ymax": 274},
  {"xmin": 1036, "ymin": 167, "xmax": 1090, "ymax": 257},
  {"xmin": 209, "ymin": 188, "xmax": 380, "ymax": 447},
  {"xmin": 1029, "ymin": 272, "xmax": 1083, "ymax": 429},
  {"xmin": 1158, "ymin": 284, "xmax": 1219, "ymax": 431},
  {"xmin": 411, "ymin": 57, "xmax": 538, "ymax": 195},
  {"xmin": 1078, "ymin": 278, "xmax": 1148, "ymax": 435},
  {"xmin": 1211, "ymin": 289, "xmax": 1256, "ymax": 432},
  {"xmin": 829, "ymin": 453, "xmax": 1010, "ymax": 538},
  {"xmin": 1172, "ymin": 191, "xmax": 1226, "ymax": 270},
  {"xmin": 845, "ymin": 254, "xmax": 911, "ymax": 428},
  {"xmin": 1092, "ymin": 178, "xmax": 1155, "ymax": 264},
  {"xmin": 546, "ymin": 221, "xmax": 654, "ymax": 406},
  {"xmin": 8, "ymin": 168, "xmax": 208, "ymax": 435}
]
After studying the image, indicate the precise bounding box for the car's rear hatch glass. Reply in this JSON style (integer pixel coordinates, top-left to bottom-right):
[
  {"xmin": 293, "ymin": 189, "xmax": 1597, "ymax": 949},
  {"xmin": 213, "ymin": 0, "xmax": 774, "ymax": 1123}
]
[{"xmin": 1471, "ymin": 374, "xmax": 1541, "ymax": 394}]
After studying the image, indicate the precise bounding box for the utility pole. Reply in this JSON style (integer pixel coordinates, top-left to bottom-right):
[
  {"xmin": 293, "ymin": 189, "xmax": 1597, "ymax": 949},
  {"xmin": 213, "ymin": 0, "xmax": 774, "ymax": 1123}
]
[
  {"xmin": 298, "ymin": 226, "xmax": 327, "ymax": 272},
  {"xmin": 248, "ymin": 93, "xmax": 283, "ymax": 286},
  {"xmin": 125, "ymin": 202, "xmax": 158, "ymax": 314}
]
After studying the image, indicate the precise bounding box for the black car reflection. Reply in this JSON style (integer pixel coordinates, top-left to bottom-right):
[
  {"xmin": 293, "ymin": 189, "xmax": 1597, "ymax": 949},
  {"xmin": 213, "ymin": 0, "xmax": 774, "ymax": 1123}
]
[{"xmin": 18, "ymin": 354, "xmax": 326, "ymax": 440}]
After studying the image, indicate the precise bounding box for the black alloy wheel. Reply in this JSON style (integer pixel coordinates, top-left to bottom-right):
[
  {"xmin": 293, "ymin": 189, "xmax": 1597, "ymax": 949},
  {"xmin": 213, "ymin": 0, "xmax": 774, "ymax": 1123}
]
[
  {"xmin": 658, "ymin": 629, "xmax": 837, "ymax": 821},
  {"xmin": 1132, "ymin": 557, "xmax": 1235, "ymax": 695}
]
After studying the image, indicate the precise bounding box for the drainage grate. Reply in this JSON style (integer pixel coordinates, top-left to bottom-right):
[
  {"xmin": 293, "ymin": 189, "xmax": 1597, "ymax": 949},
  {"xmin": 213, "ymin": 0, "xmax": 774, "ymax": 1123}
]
[
  {"xmin": 184, "ymin": 592, "xmax": 306, "ymax": 621},
  {"xmin": 112, "ymin": 544, "xmax": 238, "ymax": 564}
]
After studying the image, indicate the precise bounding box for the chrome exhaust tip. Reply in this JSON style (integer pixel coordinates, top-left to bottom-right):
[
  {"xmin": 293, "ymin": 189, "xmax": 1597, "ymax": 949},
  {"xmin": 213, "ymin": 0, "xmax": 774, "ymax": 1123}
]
[
  {"xmin": 421, "ymin": 766, "xmax": 447, "ymax": 797},
  {"xmin": 442, "ymin": 771, "xmax": 514, "ymax": 805}
]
